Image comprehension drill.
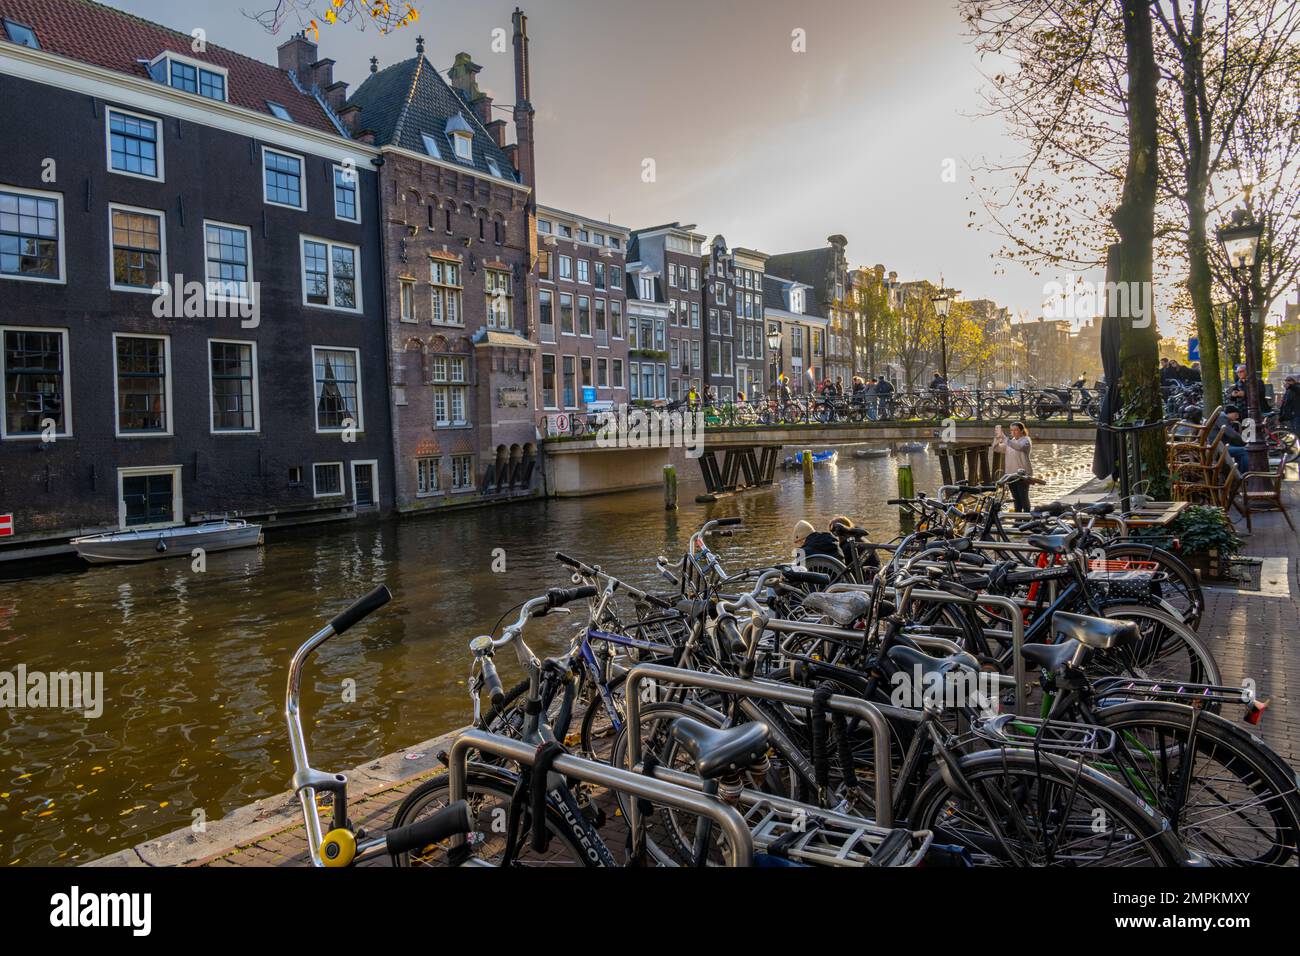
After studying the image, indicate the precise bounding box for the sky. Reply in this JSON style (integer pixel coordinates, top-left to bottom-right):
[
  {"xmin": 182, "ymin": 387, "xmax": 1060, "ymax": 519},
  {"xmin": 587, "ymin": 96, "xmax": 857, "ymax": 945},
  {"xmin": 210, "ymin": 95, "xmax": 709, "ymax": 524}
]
[{"xmin": 101, "ymin": 0, "xmax": 1119, "ymax": 325}]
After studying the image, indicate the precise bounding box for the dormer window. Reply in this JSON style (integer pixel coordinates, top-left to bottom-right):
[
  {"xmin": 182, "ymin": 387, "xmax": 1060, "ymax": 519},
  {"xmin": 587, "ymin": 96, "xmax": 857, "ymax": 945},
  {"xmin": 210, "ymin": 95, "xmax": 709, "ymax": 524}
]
[
  {"xmin": 445, "ymin": 114, "xmax": 474, "ymax": 163},
  {"xmin": 486, "ymin": 158, "xmax": 503, "ymax": 178},
  {"xmin": 420, "ymin": 133, "xmax": 441, "ymax": 159},
  {"xmin": 148, "ymin": 52, "xmax": 228, "ymax": 102},
  {"xmin": 267, "ymin": 101, "xmax": 292, "ymax": 122},
  {"xmin": 639, "ymin": 275, "xmax": 654, "ymax": 300},
  {"xmin": 2, "ymin": 18, "xmax": 39, "ymax": 48}
]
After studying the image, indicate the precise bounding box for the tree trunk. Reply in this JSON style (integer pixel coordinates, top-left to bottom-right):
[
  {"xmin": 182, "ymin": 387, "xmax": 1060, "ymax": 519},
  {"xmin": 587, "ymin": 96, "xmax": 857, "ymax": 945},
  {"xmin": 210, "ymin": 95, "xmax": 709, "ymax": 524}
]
[{"xmin": 1112, "ymin": 0, "xmax": 1168, "ymax": 494}]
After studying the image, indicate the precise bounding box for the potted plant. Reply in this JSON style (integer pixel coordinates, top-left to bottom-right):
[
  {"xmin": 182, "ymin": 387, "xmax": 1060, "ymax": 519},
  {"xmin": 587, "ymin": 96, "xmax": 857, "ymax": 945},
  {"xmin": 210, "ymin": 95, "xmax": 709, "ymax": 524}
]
[{"xmin": 1154, "ymin": 505, "xmax": 1243, "ymax": 580}]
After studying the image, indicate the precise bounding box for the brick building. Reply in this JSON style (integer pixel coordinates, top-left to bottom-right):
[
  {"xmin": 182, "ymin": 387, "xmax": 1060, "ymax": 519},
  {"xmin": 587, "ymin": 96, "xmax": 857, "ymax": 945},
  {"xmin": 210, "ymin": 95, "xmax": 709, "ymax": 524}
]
[
  {"xmin": 768, "ymin": 235, "xmax": 852, "ymax": 387},
  {"xmin": 535, "ymin": 205, "xmax": 628, "ymax": 411},
  {"xmin": 344, "ymin": 14, "xmax": 540, "ymax": 514},
  {"xmin": 0, "ymin": 0, "xmax": 390, "ymax": 554},
  {"xmin": 627, "ymin": 223, "xmax": 704, "ymax": 402}
]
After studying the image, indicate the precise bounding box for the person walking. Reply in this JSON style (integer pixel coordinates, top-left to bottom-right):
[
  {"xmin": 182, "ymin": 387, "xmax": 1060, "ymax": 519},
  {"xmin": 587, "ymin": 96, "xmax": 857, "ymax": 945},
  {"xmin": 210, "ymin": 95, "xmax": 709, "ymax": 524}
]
[
  {"xmin": 1279, "ymin": 376, "xmax": 1300, "ymax": 439},
  {"xmin": 992, "ymin": 421, "xmax": 1034, "ymax": 512}
]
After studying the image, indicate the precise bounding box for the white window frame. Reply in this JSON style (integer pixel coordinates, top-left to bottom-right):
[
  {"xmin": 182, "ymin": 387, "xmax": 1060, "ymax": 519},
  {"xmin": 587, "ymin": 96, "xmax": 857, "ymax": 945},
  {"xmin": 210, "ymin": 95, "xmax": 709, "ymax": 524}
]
[
  {"xmin": 207, "ymin": 338, "xmax": 260, "ymax": 434},
  {"xmin": 416, "ymin": 456, "xmax": 441, "ymax": 497},
  {"xmin": 104, "ymin": 107, "xmax": 164, "ymax": 183},
  {"xmin": 262, "ymin": 146, "xmax": 307, "ymax": 211},
  {"xmin": 541, "ymin": 352, "xmax": 559, "ymax": 410},
  {"xmin": 0, "ymin": 325, "xmax": 72, "ymax": 440},
  {"xmin": 116, "ymin": 464, "xmax": 183, "ymax": 531},
  {"xmin": 203, "ymin": 219, "xmax": 254, "ymax": 304},
  {"xmin": 311, "ymin": 344, "xmax": 364, "ymax": 434},
  {"xmin": 149, "ymin": 51, "xmax": 229, "ymax": 102},
  {"xmin": 0, "ymin": 184, "xmax": 66, "ymax": 285},
  {"xmin": 332, "ymin": 163, "xmax": 361, "ymax": 223},
  {"xmin": 350, "ymin": 459, "xmax": 379, "ymax": 508},
  {"xmin": 111, "ymin": 331, "xmax": 173, "ymax": 438},
  {"xmin": 300, "ymin": 235, "xmax": 363, "ymax": 313},
  {"xmin": 107, "ymin": 203, "xmax": 167, "ymax": 295},
  {"xmin": 312, "ymin": 461, "xmax": 346, "ymax": 499},
  {"xmin": 452, "ymin": 131, "xmax": 473, "ymax": 162}
]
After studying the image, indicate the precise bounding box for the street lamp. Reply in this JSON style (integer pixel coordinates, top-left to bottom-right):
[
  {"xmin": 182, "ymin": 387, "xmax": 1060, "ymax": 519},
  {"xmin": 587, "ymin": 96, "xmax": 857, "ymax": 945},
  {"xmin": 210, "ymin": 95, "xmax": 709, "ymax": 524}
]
[
  {"xmin": 1216, "ymin": 207, "xmax": 1267, "ymax": 474},
  {"xmin": 767, "ymin": 327, "xmax": 783, "ymax": 395},
  {"xmin": 931, "ymin": 281, "xmax": 958, "ymax": 412}
]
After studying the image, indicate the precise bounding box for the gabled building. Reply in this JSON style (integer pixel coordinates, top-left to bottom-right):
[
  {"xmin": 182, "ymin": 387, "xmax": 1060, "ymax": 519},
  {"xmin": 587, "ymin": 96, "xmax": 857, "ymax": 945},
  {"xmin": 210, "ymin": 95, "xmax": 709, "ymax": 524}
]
[
  {"xmin": 764, "ymin": 273, "xmax": 826, "ymax": 393},
  {"xmin": 535, "ymin": 205, "xmax": 628, "ymax": 411},
  {"xmin": 628, "ymin": 222, "xmax": 704, "ymax": 402},
  {"xmin": 0, "ymin": 0, "xmax": 389, "ymax": 555},
  {"xmin": 344, "ymin": 13, "xmax": 539, "ymax": 512},
  {"xmin": 767, "ymin": 236, "xmax": 852, "ymax": 387}
]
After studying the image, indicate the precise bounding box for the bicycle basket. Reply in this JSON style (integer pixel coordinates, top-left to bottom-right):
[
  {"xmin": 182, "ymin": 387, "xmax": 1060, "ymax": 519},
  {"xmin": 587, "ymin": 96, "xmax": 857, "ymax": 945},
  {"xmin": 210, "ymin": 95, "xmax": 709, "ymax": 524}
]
[
  {"xmin": 969, "ymin": 714, "xmax": 1117, "ymax": 756},
  {"xmin": 1086, "ymin": 568, "xmax": 1159, "ymax": 602}
]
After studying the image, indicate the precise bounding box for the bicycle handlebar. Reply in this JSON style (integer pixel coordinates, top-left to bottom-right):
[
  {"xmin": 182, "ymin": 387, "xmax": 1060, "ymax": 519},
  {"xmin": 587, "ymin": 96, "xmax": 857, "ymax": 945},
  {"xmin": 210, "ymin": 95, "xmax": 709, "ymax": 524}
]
[{"xmin": 328, "ymin": 585, "xmax": 391, "ymax": 636}]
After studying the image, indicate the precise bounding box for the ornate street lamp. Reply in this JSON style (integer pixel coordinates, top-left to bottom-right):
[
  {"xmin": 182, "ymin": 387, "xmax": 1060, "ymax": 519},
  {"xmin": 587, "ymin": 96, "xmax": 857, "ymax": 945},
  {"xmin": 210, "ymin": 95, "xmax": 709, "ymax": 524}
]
[
  {"xmin": 931, "ymin": 281, "xmax": 958, "ymax": 413},
  {"xmin": 767, "ymin": 327, "xmax": 783, "ymax": 393},
  {"xmin": 1216, "ymin": 207, "xmax": 1268, "ymax": 474}
]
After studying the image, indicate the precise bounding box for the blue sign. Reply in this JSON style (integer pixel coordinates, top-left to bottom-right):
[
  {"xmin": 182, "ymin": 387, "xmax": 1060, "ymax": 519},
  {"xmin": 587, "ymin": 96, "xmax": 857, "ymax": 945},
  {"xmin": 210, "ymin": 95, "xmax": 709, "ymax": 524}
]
[
  {"xmin": 1188, "ymin": 337, "xmax": 1200, "ymax": 362},
  {"xmin": 582, "ymin": 386, "xmax": 597, "ymax": 404}
]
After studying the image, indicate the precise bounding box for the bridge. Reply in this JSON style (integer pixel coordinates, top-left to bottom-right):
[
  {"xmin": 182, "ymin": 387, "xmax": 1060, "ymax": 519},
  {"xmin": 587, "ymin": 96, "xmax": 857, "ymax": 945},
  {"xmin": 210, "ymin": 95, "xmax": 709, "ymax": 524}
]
[{"xmin": 540, "ymin": 418, "xmax": 1098, "ymax": 500}]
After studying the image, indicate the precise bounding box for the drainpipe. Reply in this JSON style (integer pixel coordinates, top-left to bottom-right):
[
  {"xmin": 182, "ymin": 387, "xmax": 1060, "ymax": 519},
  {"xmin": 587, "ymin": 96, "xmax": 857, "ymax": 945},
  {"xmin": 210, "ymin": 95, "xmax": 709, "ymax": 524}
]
[{"xmin": 371, "ymin": 154, "xmax": 397, "ymax": 514}]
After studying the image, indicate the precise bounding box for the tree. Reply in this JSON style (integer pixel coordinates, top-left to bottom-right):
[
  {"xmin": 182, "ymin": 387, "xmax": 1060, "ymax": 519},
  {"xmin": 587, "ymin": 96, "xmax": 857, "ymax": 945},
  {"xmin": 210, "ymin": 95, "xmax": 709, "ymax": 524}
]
[{"xmin": 247, "ymin": 0, "xmax": 419, "ymax": 37}]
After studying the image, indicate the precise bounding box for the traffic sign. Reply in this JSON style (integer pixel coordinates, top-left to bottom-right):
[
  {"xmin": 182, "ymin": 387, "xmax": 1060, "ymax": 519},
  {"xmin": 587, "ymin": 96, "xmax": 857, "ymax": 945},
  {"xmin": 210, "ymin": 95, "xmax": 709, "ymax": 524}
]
[
  {"xmin": 1188, "ymin": 337, "xmax": 1200, "ymax": 362},
  {"xmin": 0, "ymin": 514, "xmax": 12, "ymax": 537}
]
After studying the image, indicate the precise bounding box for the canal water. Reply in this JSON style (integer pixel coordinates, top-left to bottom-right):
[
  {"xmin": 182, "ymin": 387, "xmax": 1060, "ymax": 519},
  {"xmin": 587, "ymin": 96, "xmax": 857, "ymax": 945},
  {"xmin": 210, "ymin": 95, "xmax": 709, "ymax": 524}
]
[{"xmin": 0, "ymin": 442, "xmax": 1093, "ymax": 864}]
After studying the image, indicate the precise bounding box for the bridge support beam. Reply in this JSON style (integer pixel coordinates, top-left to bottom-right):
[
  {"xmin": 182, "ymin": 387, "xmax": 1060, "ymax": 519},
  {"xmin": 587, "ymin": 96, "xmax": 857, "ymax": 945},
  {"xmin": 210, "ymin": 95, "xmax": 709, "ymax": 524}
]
[{"xmin": 695, "ymin": 446, "xmax": 780, "ymax": 502}]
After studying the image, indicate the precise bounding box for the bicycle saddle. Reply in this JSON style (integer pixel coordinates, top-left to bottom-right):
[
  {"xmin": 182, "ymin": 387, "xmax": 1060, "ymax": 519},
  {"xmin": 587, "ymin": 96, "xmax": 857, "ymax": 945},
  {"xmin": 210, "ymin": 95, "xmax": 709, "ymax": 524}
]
[
  {"xmin": 801, "ymin": 591, "xmax": 871, "ymax": 627},
  {"xmin": 885, "ymin": 644, "xmax": 981, "ymax": 683},
  {"xmin": 1051, "ymin": 611, "xmax": 1137, "ymax": 650},
  {"xmin": 670, "ymin": 718, "xmax": 771, "ymax": 779},
  {"xmin": 1026, "ymin": 531, "xmax": 1078, "ymax": 554},
  {"xmin": 1021, "ymin": 639, "xmax": 1086, "ymax": 673}
]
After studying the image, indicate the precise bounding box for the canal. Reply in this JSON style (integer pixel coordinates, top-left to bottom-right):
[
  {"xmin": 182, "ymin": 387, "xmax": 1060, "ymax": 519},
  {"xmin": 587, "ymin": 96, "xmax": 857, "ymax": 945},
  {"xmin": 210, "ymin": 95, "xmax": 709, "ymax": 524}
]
[{"xmin": 0, "ymin": 443, "xmax": 1093, "ymax": 864}]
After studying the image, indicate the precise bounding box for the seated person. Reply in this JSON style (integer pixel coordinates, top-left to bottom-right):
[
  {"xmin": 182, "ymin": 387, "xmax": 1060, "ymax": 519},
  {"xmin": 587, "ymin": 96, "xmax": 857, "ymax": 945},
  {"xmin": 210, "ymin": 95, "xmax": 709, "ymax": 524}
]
[
  {"xmin": 793, "ymin": 519, "xmax": 840, "ymax": 563},
  {"xmin": 1215, "ymin": 405, "xmax": 1251, "ymax": 473}
]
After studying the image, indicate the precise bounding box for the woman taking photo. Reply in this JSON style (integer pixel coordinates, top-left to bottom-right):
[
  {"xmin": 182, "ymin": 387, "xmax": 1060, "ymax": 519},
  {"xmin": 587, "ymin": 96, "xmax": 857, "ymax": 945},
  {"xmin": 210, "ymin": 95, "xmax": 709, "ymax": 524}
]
[{"xmin": 992, "ymin": 421, "xmax": 1034, "ymax": 512}]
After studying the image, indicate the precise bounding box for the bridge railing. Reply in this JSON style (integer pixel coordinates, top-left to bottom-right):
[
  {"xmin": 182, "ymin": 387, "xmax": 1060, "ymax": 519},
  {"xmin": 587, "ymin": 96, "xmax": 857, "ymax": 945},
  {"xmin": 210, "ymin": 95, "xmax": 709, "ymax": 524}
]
[{"xmin": 537, "ymin": 388, "xmax": 1101, "ymax": 438}]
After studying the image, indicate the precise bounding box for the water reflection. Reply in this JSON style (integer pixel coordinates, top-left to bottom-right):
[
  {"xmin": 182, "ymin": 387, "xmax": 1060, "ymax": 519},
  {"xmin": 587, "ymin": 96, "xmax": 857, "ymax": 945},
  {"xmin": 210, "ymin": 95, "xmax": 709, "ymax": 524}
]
[{"xmin": 0, "ymin": 444, "xmax": 1093, "ymax": 863}]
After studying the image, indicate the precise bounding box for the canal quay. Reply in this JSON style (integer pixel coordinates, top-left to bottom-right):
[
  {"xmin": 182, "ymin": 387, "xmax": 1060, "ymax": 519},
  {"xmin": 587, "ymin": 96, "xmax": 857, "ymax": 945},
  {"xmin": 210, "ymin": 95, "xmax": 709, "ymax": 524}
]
[{"xmin": 0, "ymin": 444, "xmax": 1096, "ymax": 866}]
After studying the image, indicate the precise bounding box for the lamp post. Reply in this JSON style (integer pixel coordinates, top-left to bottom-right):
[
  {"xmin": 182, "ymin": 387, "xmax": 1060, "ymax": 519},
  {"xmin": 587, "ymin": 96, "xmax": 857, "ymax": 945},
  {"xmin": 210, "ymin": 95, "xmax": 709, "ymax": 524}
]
[
  {"xmin": 767, "ymin": 327, "xmax": 783, "ymax": 398},
  {"xmin": 1216, "ymin": 207, "xmax": 1268, "ymax": 475},
  {"xmin": 931, "ymin": 282, "xmax": 958, "ymax": 414}
]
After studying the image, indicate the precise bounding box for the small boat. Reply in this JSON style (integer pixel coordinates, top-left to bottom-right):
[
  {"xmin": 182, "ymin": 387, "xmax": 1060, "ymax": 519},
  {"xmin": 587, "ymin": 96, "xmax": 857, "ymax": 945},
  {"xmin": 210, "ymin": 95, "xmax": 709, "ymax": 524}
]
[
  {"xmin": 853, "ymin": 447, "xmax": 890, "ymax": 459},
  {"xmin": 896, "ymin": 441, "xmax": 927, "ymax": 453},
  {"xmin": 71, "ymin": 519, "xmax": 263, "ymax": 565},
  {"xmin": 782, "ymin": 450, "xmax": 839, "ymax": 469}
]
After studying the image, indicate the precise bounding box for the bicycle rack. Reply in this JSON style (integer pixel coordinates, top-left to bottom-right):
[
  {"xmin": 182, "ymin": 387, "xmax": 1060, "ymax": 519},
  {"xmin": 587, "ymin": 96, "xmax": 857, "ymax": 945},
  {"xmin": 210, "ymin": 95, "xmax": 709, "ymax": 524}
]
[
  {"xmin": 623, "ymin": 663, "xmax": 896, "ymax": 831},
  {"xmin": 446, "ymin": 727, "xmax": 756, "ymax": 866}
]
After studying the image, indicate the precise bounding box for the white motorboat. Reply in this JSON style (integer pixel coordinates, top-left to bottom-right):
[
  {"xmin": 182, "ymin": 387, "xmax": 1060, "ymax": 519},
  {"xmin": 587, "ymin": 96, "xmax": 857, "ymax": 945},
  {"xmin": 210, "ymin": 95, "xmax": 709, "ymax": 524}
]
[{"xmin": 70, "ymin": 519, "xmax": 263, "ymax": 564}]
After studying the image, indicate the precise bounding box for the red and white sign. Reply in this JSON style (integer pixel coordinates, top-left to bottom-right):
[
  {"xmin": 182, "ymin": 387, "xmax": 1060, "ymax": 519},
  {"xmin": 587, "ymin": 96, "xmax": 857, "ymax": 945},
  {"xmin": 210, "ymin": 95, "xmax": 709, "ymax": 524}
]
[
  {"xmin": 547, "ymin": 413, "xmax": 571, "ymax": 437},
  {"xmin": 0, "ymin": 514, "xmax": 12, "ymax": 537}
]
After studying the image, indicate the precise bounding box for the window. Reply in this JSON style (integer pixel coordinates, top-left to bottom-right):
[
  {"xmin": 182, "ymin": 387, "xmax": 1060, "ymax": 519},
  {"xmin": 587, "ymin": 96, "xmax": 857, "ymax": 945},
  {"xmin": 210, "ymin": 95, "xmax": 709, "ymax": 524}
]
[
  {"xmin": 417, "ymin": 457, "xmax": 440, "ymax": 496},
  {"xmin": 539, "ymin": 290, "xmax": 554, "ymax": 341},
  {"xmin": 0, "ymin": 186, "xmax": 63, "ymax": 282},
  {"xmin": 597, "ymin": 357, "xmax": 608, "ymax": 388},
  {"xmin": 149, "ymin": 53, "xmax": 227, "ymax": 101},
  {"xmin": 289, "ymin": 466, "xmax": 303, "ymax": 487},
  {"xmin": 267, "ymin": 101, "xmax": 292, "ymax": 122},
  {"xmin": 333, "ymin": 165, "xmax": 359, "ymax": 222},
  {"xmin": 430, "ymin": 260, "xmax": 462, "ymax": 325},
  {"xmin": 691, "ymin": 303, "xmax": 700, "ymax": 329},
  {"xmin": 559, "ymin": 293, "xmax": 574, "ymax": 335},
  {"xmin": 421, "ymin": 133, "xmax": 442, "ymax": 159},
  {"xmin": 399, "ymin": 279, "xmax": 415, "ymax": 322},
  {"xmin": 2, "ymin": 18, "xmax": 38, "ymax": 48},
  {"xmin": 301, "ymin": 237, "xmax": 360, "ymax": 311},
  {"xmin": 538, "ymin": 251, "xmax": 551, "ymax": 280},
  {"xmin": 578, "ymin": 228, "xmax": 589, "ymax": 243},
  {"xmin": 209, "ymin": 340, "xmax": 258, "ymax": 432},
  {"xmin": 452, "ymin": 132, "xmax": 473, "ymax": 162},
  {"xmin": 594, "ymin": 261, "xmax": 606, "ymax": 290},
  {"xmin": 313, "ymin": 462, "xmax": 345, "ymax": 498},
  {"xmin": 541, "ymin": 354, "xmax": 557, "ymax": 408},
  {"xmin": 578, "ymin": 259, "xmax": 590, "ymax": 284},
  {"xmin": 119, "ymin": 466, "xmax": 181, "ymax": 529},
  {"xmin": 114, "ymin": 334, "xmax": 171, "ymax": 435},
  {"xmin": 109, "ymin": 205, "xmax": 165, "ymax": 292},
  {"xmin": 204, "ymin": 221, "xmax": 252, "ymax": 301},
  {"xmin": 558, "ymin": 224, "xmax": 572, "ymax": 239},
  {"xmin": 612, "ymin": 359, "xmax": 624, "ymax": 389},
  {"xmin": 263, "ymin": 148, "xmax": 305, "ymax": 210},
  {"xmin": 432, "ymin": 355, "xmax": 468, "ymax": 426},
  {"xmin": 106, "ymin": 109, "xmax": 162, "ymax": 180},
  {"xmin": 487, "ymin": 158, "xmax": 503, "ymax": 179},
  {"xmin": 581, "ymin": 356, "xmax": 593, "ymax": 390},
  {"xmin": 610, "ymin": 266, "xmax": 622, "ymax": 289},
  {"xmin": 594, "ymin": 299, "xmax": 607, "ymax": 339},
  {"xmin": 611, "ymin": 301, "xmax": 623, "ymax": 338},
  {"xmin": 629, "ymin": 362, "xmax": 638, "ymax": 400},
  {"xmin": 2, "ymin": 327, "xmax": 69, "ymax": 439},
  {"xmin": 577, "ymin": 296, "xmax": 591, "ymax": 336},
  {"xmin": 485, "ymin": 269, "xmax": 512, "ymax": 329},
  {"xmin": 313, "ymin": 346, "xmax": 362, "ymax": 433},
  {"xmin": 668, "ymin": 265, "xmax": 677, "ymax": 288},
  {"xmin": 638, "ymin": 276, "xmax": 654, "ymax": 300},
  {"xmin": 559, "ymin": 256, "xmax": 573, "ymax": 280},
  {"xmin": 538, "ymin": 219, "xmax": 552, "ymax": 234},
  {"xmin": 451, "ymin": 454, "xmax": 474, "ymax": 490},
  {"xmin": 562, "ymin": 355, "xmax": 576, "ymax": 407}
]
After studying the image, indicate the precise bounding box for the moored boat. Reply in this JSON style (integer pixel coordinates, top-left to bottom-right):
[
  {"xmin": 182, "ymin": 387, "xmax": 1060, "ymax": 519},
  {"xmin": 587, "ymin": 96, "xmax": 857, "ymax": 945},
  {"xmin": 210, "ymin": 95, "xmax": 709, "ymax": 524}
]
[
  {"xmin": 781, "ymin": 449, "xmax": 839, "ymax": 469},
  {"xmin": 70, "ymin": 519, "xmax": 263, "ymax": 564},
  {"xmin": 853, "ymin": 447, "xmax": 890, "ymax": 459}
]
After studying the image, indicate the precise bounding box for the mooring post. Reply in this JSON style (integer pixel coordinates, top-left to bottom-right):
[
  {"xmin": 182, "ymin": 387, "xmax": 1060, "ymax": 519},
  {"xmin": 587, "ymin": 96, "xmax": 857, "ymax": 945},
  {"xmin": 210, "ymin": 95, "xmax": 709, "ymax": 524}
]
[
  {"xmin": 802, "ymin": 450, "xmax": 813, "ymax": 485},
  {"xmin": 897, "ymin": 463, "xmax": 915, "ymax": 530},
  {"xmin": 663, "ymin": 464, "xmax": 678, "ymax": 510}
]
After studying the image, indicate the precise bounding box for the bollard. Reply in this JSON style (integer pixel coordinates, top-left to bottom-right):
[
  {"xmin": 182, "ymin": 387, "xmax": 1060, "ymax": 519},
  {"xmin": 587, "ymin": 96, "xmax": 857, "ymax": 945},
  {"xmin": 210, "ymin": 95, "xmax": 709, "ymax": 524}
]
[
  {"xmin": 802, "ymin": 450, "xmax": 813, "ymax": 485},
  {"xmin": 897, "ymin": 463, "xmax": 914, "ymax": 530},
  {"xmin": 663, "ymin": 464, "xmax": 678, "ymax": 511}
]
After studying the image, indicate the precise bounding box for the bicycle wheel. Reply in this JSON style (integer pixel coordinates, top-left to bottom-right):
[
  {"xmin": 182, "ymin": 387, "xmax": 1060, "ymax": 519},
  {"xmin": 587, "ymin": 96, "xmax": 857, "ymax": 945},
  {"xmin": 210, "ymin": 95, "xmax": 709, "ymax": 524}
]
[
  {"xmin": 1091, "ymin": 604, "xmax": 1220, "ymax": 685},
  {"xmin": 1094, "ymin": 702, "xmax": 1300, "ymax": 867},
  {"xmin": 389, "ymin": 768, "xmax": 600, "ymax": 867},
  {"xmin": 1102, "ymin": 542, "xmax": 1204, "ymax": 631},
  {"xmin": 910, "ymin": 748, "xmax": 1188, "ymax": 866}
]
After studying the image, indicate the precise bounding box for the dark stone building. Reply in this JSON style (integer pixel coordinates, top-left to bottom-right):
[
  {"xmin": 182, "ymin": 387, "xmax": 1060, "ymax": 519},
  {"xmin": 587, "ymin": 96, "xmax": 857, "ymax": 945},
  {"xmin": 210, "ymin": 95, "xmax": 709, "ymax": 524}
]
[
  {"xmin": 768, "ymin": 235, "xmax": 853, "ymax": 386},
  {"xmin": 344, "ymin": 14, "xmax": 540, "ymax": 513},
  {"xmin": 0, "ymin": 0, "xmax": 389, "ymax": 555}
]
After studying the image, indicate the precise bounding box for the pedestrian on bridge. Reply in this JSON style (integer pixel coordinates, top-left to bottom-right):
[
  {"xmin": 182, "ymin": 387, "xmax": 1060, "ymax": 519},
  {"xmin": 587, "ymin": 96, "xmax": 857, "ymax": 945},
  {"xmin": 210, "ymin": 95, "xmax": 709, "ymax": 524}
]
[{"xmin": 992, "ymin": 421, "xmax": 1034, "ymax": 513}]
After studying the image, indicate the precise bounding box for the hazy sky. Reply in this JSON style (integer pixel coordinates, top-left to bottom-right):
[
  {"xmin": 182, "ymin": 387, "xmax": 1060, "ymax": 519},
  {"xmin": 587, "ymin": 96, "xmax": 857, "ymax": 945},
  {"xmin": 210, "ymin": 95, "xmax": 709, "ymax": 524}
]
[{"xmin": 103, "ymin": 0, "xmax": 1109, "ymax": 322}]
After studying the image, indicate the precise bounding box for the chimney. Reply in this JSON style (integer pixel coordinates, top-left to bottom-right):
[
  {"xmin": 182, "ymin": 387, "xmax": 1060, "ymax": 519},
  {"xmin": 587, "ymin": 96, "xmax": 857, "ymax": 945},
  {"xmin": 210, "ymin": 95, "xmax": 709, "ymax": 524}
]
[
  {"xmin": 277, "ymin": 32, "xmax": 318, "ymax": 86},
  {"xmin": 337, "ymin": 103, "xmax": 362, "ymax": 134},
  {"xmin": 311, "ymin": 57, "xmax": 335, "ymax": 91},
  {"xmin": 511, "ymin": 8, "xmax": 536, "ymax": 194},
  {"xmin": 448, "ymin": 51, "xmax": 483, "ymax": 101},
  {"xmin": 486, "ymin": 118, "xmax": 508, "ymax": 148},
  {"xmin": 325, "ymin": 80, "xmax": 349, "ymax": 112}
]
